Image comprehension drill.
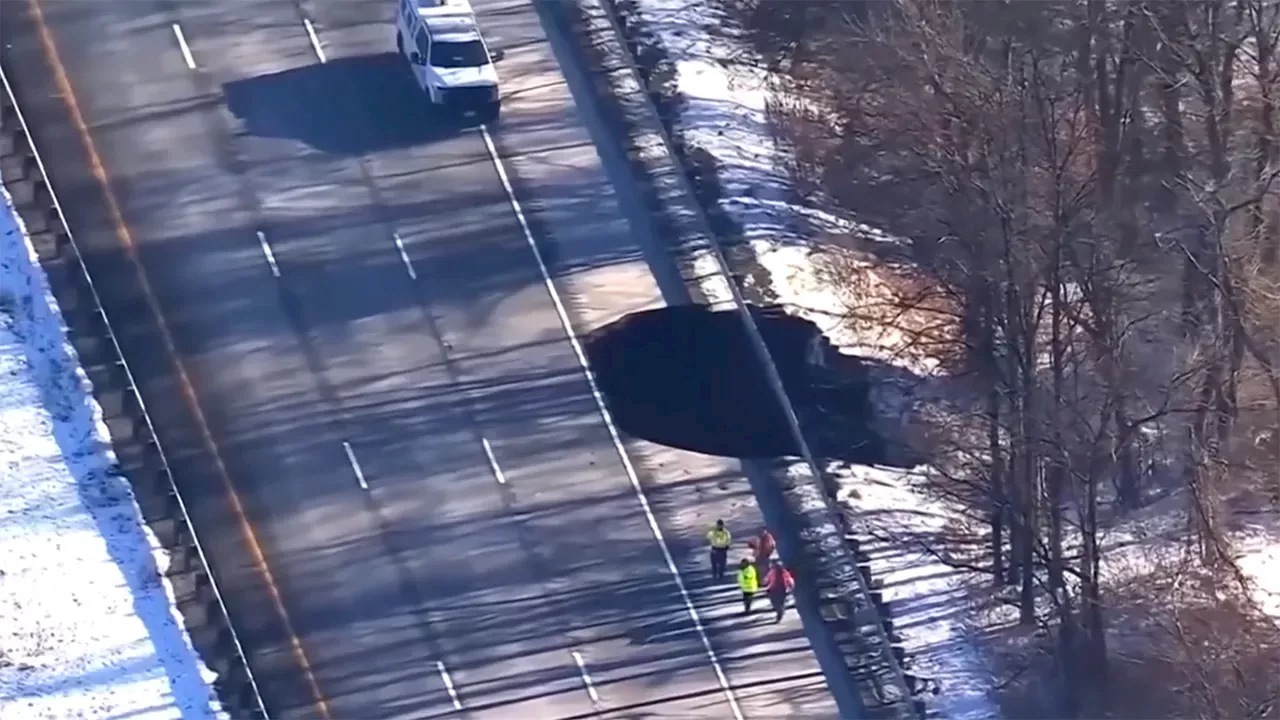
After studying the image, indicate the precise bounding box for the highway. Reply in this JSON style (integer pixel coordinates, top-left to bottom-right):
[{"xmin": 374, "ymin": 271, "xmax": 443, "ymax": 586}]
[{"xmin": 1, "ymin": 0, "xmax": 843, "ymax": 717}]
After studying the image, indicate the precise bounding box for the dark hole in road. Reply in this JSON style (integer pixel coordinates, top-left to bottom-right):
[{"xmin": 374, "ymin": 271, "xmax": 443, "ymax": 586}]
[
  {"xmin": 586, "ymin": 304, "xmax": 894, "ymax": 464},
  {"xmin": 223, "ymin": 52, "xmax": 482, "ymax": 155}
]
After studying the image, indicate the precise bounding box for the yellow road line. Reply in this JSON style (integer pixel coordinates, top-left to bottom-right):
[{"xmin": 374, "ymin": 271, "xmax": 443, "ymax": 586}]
[{"xmin": 25, "ymin": 2, "xmax": 333, "ymax": 716}]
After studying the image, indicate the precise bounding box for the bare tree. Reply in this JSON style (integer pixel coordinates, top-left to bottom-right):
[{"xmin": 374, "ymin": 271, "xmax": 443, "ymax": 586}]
[{"xmin": 739, "ymin": 0, "xmax": 1280, "ymax": 714}]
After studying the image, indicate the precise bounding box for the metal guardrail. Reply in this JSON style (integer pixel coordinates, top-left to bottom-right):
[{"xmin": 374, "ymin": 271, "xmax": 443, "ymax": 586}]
[
  {"xmin": 0, "ymin": 59, "xmax": 269, "ymax": 720},
  {"xmin": 575, "ymin": 0, "xmax": 922, "ymax": 715}
]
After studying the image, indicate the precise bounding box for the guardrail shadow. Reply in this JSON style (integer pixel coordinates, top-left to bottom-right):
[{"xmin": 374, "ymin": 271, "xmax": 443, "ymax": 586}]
[{"xmin": 0, "ymin": 56, "xmax": 275, "ymax": 718}]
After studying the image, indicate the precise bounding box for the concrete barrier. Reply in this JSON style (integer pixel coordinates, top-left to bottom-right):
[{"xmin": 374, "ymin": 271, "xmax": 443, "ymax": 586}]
[
  {"xmin": 551, "ymin": 2, "xmax": 931, "ymax": 717},
  {"xmin": 1, "ymin": 62, "xmax": 268, "ymax": 720}
]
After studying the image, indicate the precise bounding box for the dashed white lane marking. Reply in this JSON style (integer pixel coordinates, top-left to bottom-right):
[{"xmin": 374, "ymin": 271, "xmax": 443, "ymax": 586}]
[
  {"xmin": 436, "ymin": 661, "xmax": 463, "ymax": 711},
  {"xmin": 478, "ymin": 126, "xmax": 745, "ymax": 720},
  {"xmin": 171, "ymin": 23, "xmax": 197, "ymax": 70},
  {"xmin": 302, "ymin": 17, "xmax": 327, "ymax": 63},
  {"xmin": 342, "ymin": 441, "xmax": 368, "ymax": 490},
  {"xmin": 570, "ymin": 649, "xmax": 600, "ymax": 704},
  {"xmin": 480, "ymin": 436, "xmax": 507, "ymax": 485},
  {"xmin": 393, "ymin": 232, "xmax": 417, "ymax": 280},
  {"xmin": 256, "ymin": 230, "xmax": 281, "ymax": 278}
]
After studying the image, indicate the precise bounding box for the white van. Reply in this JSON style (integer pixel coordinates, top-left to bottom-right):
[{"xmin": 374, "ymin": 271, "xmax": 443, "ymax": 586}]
[{"xmin": 395, "ymin": 0, "xmax": 502, "ymax": 117}]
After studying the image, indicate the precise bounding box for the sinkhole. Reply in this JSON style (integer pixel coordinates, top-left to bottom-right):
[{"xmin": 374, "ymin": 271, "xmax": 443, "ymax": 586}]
[{"xmin": 585, "ymin": 304, "xmax": 892, "ymax": 464}]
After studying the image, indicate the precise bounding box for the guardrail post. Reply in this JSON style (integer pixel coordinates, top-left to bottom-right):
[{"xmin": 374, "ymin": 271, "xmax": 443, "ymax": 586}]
[
  {"xmin": 22, "ymin": 182, "xmax": 52, "ymax": 234},
  {"xmin": 172, "ymin": 542, "xmax": 200, "ymax": 576},
  {"xmin": 150, "ymin": 513, "xmax": 181, "ymax": 551},
  {"xmin": 101, "ymin": 410, "xmax": 137, "ymax": 443},
  {"xmin": 240, "ymin": 681, "xmax": 266, "ymax": 719},
  {"xmin": 565, "ymin": 1, "xmax": 925, "ymax": 713},
  {"xmin": 0, "ymin": 154, "xmax": 27, "ymax": 186},
  {"xmin": 86, "ymin": 364, "xmax": 126, "ymax": 418},
  {"xmin": 223, "ymin": 660, "xmax": 253, "ymax": 711},
  {"xmin": 28, "ymin": 226, "xmax": 59, "ymax": 261},
  {"xmin": 3, "ymin": 64, "xmax": 266, "ymax": 718},
  {"xmin": 64, "ymin": 299, "xmax": 105, "ymax": 340}
]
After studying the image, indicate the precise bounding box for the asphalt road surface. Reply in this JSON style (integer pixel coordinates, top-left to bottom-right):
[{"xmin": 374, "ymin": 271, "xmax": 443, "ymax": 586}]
[{"xmin": 2, "ymin": 0, "xmax": 847, "ymax": 717}]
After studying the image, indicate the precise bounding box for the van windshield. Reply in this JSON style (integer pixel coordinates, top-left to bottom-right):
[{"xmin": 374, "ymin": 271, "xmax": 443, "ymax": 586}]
[{"xmin": 430, "ymin": 40, "xmax": 489, "ymax": 68}]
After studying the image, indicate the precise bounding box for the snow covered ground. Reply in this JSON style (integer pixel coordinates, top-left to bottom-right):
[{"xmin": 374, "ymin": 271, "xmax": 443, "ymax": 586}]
[
  {"xmin": 0, "ymin": 188, "xmax": 225, "ymax": 719},
  {"xmin": 626, "ymin": 2, "xmax": 1001, "ymax": 718},
  {"xmin": 626, "ymin": 0, "xmax": 1280, "ymax": 715}
]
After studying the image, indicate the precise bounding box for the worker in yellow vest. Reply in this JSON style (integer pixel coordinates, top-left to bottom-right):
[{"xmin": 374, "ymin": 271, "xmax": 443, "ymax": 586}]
[
  {"xmin": 706, "ymin": 519, "xmax": 732, "ymax": 581},
  {"xmin": 736, "ymin": 558, "xmax": 759, "ymax": 614}
]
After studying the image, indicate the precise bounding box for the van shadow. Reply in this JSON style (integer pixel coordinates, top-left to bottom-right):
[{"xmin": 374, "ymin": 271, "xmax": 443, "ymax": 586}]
[
  {"xmin": 586, "ymin": 304, "xmax": 912, "ymax": 466},
  {"xmin": 222, "ymin": 52, "xmax": 481, "ymax": 155}
]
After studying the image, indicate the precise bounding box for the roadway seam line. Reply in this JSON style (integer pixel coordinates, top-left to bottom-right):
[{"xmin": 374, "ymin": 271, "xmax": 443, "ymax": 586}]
[
  {"xmin": 477, "ymin": 125, "xmax": 745, "ymax": 720},
  {"xmin": 170, "ymin": 23, "xmax": 197, "ymax": 70},
  {"xmin": 393, "ymin": 232, "xmax": 418, "ymax": 280},
  {"xmin": 436, "ymin": 660, "xmax": 463, "ymax": 711},
  {"xmin": 479, "ymin": 436, "xmax": 507, "ymax": 485},
  {"xmin": 342, "ymin": 441, "xmax": 369, "ymax": 490},
  {"xmin": 570, "ymin": 649, "xmax": 600, "ymax": 704},
  {"xmin": 22, "ymin": 1, "xmax": 333, "ymax": 716},
  {"xmin": 256, "ymin": 230, "xmax": 281, "ymax": 278},
  {"xmin": 302, "ymin": 17, "xmax": 327, "ymax": 63}
]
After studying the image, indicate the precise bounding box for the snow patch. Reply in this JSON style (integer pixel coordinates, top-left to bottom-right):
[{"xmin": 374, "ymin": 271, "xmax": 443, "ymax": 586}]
[
  {"xmin": 1237, "ymin": 517, "xmax": 1280, "ymax": 624},
  {"xmin": 631, "ymin": 0, "xmax": 1000, "ymax": 716},
  {"xmin": 840, "ymin": 465, "xmax": 999, "ymax": 720},
  {"xmin": 630, "ymin": 0, "xmax": 1280, "ymax": 714},
  {"xmin": 0, "ymin": 188, "xmax": 225, "ymax": 719}
]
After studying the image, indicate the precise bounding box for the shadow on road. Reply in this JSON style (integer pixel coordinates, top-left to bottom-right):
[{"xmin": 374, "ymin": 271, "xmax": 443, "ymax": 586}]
[
  {"xmin": 586, "ymin": 304, "xmax": 915, "ymax": 465},
  {"xmin": 223, "ymin": 52, "xmax": 482, "ymax": 154}
]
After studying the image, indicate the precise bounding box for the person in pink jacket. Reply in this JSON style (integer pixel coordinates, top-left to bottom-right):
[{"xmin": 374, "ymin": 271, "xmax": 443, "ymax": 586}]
[
  {"xmin": 763, "ymin": 559, "xmax": 795, "ymax": 623},
  {"xmin": 748, "ymin": 527, "xmax": 776, "ymax": 577}
]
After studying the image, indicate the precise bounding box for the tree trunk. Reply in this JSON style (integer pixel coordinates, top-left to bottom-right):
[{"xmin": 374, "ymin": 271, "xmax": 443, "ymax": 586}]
[
  {"xmin": 1154, "ymin": 3, "xmax": 1188, "ymax": 213},
  {"xmin": 1080, "ymin": 468, "xmax": 1108, "ymax": 702},
  {"xmin": 1006, "ymin": 437, "xmax": 1024, "ymax": 589},
  {"xmin": 988, "ymin": 383, "xmax": 1006, "ymax": 585},
  {"xmin": 1252, "ymin": 0, "xmax": 1278, "ymax": 265},
  {"xmin": 1048, "ymin": 224, "xmax": 1068, "ymax": 601},
  {"xmin": 1019, "ymin": 416, "xmax": 1037, "ymax": 626}
]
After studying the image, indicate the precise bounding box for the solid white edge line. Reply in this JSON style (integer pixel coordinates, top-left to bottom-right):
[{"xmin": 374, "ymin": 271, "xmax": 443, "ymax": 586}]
[
  {"xmin": 342, "ymin": 441, "xmax": 369, "ymax": 490},
  {"xmin": 171, "ymin": 23, "xmax": 197, "ymax": 70},
  {"xmin": 393, "ymin": 232, "xmax": 417, "ymax": 280},
  {"xmin": 255, "ymin": 230, "xmax": 281, "ymax": 278},
  {"xmin": 480, "ymin": 436, "xmax": 507, "ymax": 485},
  {"xmin": 478, "ymin": 125, "xmax": 745, "ymax": 720},
  {"xmin": 302, "ymin": 17, "xmax": 327, "ymax": 63},
  {"xmin": 436, "ymin": 661, "xmax": 463, "ymax": 711},
  {"xmin": 0, "ymin": 66, "xmax": 272, "ymax": 720},
  {"xmin": 571, "ymin": 649, "xmax": 600, "ymax": 704}
]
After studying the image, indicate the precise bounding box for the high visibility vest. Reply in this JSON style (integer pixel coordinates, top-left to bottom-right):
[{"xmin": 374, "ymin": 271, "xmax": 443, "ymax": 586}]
[
  {"xmin": 707, "ymin": 528, "xmax": 732, "ymax": 549},
  {"xmin": 737, "ymin": 565, "xmax": 759, "ymax": 593}
]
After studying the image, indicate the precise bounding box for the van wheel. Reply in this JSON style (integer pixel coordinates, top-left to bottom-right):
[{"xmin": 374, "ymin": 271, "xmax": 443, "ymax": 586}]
[{"xmin": 396, "ymin": 32, "xmax": 404, "ymax": 55}]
